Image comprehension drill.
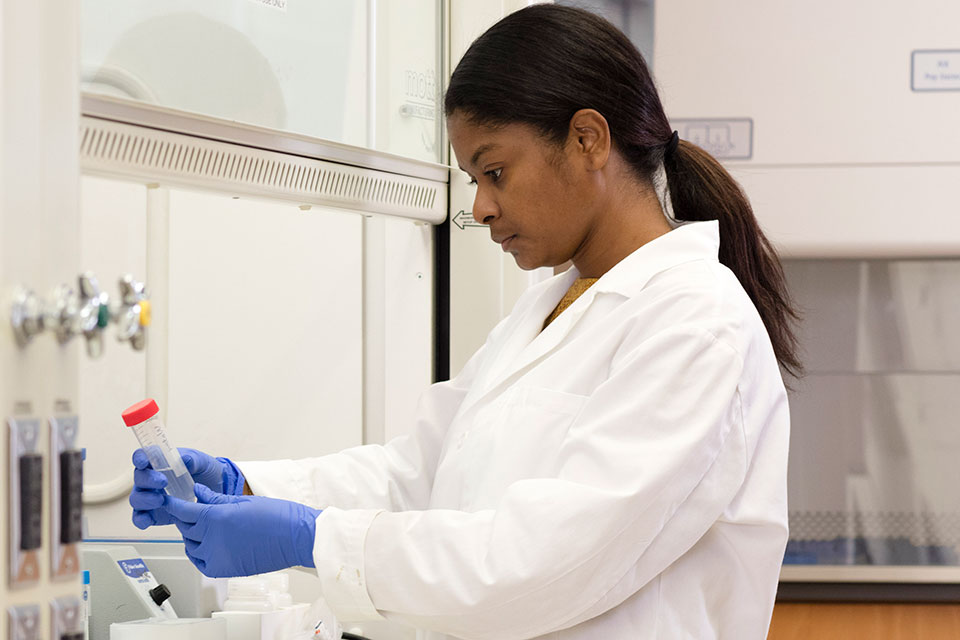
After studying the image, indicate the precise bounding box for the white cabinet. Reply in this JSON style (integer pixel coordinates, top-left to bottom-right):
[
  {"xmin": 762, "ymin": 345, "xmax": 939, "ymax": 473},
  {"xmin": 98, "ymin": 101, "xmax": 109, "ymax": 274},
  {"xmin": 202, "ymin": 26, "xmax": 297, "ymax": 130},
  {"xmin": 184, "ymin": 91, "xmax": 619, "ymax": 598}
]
[{"xmin": 654, "ymin": 0, "xmax": 960, "ymax": 257}]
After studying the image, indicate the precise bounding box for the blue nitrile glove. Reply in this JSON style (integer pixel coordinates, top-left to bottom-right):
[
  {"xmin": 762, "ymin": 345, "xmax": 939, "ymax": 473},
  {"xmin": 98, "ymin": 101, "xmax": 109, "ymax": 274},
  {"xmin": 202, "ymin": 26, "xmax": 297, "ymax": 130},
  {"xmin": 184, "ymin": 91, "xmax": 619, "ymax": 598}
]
[
  {"xmin": 163, "ymin": 484, "xmax": 321, "ymax": 578},
  {"xmin": 130, "ymin": 447, "xmax": 246, "ymax": 529}
]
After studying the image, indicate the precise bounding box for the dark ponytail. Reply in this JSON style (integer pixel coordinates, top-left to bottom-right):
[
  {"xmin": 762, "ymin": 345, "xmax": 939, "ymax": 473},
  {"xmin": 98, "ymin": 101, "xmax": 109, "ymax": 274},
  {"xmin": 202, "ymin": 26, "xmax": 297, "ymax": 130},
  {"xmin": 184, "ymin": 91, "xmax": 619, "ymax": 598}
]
[
  {"xmin": 666, "ymin": 142, "xmax": 802, "ymax": 377},
  {"xmin": 445, "ymin": 4, "xmax": 802, "ymax": 377}
]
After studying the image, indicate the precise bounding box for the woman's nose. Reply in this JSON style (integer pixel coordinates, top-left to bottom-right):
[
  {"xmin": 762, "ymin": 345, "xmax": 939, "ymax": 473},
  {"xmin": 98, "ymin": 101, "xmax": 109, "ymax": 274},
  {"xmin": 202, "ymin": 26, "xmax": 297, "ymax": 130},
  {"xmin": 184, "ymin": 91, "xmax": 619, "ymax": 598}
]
[{"xmin": 472, "ymin": 188, "xmax": 499, "ymax": 225}]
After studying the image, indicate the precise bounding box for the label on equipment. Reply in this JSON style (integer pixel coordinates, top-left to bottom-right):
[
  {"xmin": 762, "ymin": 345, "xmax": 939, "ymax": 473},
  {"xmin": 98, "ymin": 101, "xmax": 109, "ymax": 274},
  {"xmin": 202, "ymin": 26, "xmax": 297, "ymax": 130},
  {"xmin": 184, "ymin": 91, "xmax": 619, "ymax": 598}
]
[
  {"xmin": 118, "ymin": 558, "xmax": 150, "ymax": 579},
  {"xmin": 670, "ymin": 118, "xmax": 753, "ymax": 160},
  {"xmin": 117, "ymin": 558, "xmax": 178, "ymax": 618},
  {"xmin": 912, "ymin": 50, "xmax": 960, "ymax": 91},
  {"xmin": 249, "ymin": 0, "xmax": 287, "ymax": 10}
]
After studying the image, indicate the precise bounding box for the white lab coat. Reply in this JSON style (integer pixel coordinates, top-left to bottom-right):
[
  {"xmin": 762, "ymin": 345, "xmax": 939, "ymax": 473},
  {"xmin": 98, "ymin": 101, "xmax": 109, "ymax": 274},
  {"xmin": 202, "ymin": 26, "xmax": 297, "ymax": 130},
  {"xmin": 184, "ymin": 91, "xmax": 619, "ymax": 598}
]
[{"xmin": 238, "ymin": 220, "xmax": 790, "ymax": 640}]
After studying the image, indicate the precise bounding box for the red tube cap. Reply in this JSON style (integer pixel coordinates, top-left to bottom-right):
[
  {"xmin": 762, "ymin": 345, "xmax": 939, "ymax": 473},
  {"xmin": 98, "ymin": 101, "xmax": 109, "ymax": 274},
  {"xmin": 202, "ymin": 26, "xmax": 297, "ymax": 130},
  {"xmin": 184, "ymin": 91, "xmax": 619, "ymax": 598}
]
[{"xmin": 122, "ymin": 398, "xmax": 160, "ymax": 427}]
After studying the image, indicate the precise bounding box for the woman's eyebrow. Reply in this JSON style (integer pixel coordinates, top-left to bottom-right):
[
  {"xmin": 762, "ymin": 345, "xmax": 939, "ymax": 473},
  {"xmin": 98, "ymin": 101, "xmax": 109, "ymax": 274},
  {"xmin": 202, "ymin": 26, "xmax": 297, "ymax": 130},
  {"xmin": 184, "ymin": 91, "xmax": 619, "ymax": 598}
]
[{"xmin": 471, "ymin": 143, "xmax": 500, "ymax": 166}]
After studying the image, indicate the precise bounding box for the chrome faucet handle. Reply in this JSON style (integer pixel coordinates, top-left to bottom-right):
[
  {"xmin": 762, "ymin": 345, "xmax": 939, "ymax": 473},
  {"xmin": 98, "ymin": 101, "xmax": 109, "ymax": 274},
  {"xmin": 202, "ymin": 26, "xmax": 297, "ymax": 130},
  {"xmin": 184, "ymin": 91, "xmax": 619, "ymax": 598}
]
[
  {"xmin": 77, "ymin": 272, "xmax": 110, "ymax": 358},
  {"xmin": 10, "ymin": 287, "xmax": 44, "ymax": 347},
  {"xmin": 45, "ymin": 283, "xmax": 81, "ymax": 345},
  {"xmin": 117, "ymin": 274, "xmax": 147, "ymax": 305},
  {"xmin": 114, "ymin": 274, "xmax": 150, "ymax": 351}
]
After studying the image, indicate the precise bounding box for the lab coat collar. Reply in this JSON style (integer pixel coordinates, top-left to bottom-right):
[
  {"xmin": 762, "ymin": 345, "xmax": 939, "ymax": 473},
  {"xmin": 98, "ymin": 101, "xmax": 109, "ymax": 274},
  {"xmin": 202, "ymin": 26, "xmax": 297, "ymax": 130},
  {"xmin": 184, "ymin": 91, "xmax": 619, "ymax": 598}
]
[
  {"xmin": 465, "ymin": 270, "xmax": 579, "ymax": 399},
  {"xmin": 464, "ymin": 221, "xmax": 721, "ymax": 406},
  {"xmin": 589, "ymin": 220, "xmax": 721, "ymax": 298}
]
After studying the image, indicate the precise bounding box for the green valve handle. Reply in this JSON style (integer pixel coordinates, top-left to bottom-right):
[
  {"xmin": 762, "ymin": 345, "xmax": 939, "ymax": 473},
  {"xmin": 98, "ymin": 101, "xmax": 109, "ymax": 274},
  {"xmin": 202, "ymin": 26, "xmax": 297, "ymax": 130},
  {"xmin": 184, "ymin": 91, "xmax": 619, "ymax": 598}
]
[
  {"xmin": 77, "ymin": 272, "xmax": 109, "ymax": 358},
  {"xmin": 97, "ymin": 303, "xmax": 110, "ymax": 329}
]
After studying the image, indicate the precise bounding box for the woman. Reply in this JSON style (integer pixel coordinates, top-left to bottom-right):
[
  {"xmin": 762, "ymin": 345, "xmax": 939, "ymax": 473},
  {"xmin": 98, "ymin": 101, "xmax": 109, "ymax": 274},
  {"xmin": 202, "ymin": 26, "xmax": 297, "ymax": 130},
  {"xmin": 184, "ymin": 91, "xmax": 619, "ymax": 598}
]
[{"xmin": 131, "ymin": 5, "xmax": 800, "ymax": 638}]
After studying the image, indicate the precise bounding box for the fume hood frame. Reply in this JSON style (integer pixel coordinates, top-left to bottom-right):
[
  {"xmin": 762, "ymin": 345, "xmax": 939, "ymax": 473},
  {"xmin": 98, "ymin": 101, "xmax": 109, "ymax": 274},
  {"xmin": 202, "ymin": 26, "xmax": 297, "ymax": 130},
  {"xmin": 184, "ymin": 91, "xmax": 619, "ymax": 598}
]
[{"xmin": 81, "ymin": 94, "xmax": 449, "ymax": 224}]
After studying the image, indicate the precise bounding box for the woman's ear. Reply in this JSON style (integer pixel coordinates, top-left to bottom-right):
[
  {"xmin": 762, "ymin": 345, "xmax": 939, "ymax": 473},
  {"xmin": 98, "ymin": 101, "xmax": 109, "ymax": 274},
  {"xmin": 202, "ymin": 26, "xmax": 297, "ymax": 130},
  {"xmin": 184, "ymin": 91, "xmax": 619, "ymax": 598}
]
[{"xmin": 568, "ymin": 108, "xmax": 611, "ymax": 171}]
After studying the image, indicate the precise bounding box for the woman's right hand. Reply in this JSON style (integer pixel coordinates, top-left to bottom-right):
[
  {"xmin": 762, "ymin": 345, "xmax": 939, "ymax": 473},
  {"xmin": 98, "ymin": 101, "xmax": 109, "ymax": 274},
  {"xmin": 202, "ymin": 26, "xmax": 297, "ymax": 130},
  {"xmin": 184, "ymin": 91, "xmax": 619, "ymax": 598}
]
[{"xmin": 129, "ymin": 448, "xmax": 244, "ymax": 529}]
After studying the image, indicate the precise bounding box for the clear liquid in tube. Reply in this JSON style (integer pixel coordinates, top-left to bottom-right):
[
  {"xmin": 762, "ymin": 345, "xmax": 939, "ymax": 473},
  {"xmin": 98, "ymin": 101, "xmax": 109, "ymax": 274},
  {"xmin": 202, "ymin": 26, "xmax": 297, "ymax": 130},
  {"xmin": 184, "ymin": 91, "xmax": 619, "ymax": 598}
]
[
  {"xmin": 143, "ymin": 444, "xmax": 196, "ymax": 502},
  {"xmin": 158, "ymin": 467, "xmax": 196, "ymax": 502}
]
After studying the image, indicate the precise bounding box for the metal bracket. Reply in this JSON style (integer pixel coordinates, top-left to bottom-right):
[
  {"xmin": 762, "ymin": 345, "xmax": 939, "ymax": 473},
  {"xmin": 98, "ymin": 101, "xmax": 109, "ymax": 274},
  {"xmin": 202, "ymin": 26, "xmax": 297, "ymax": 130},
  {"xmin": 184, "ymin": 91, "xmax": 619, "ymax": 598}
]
[
  {"xmin": 7, "ymin": 605, "xmax": 41, "ymax": 640},
  {"xmin": 51, "ymin": 596, "xmax": 84, "ymax": 640}
]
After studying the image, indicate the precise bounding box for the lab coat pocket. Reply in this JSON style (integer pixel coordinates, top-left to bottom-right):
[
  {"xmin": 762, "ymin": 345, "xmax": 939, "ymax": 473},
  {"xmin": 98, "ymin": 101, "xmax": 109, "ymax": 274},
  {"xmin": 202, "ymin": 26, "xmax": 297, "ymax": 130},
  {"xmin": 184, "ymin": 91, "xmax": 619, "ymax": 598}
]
[
  {"xmin": 508, "ymin": 386, "xmax": 590, "ymax": 417},
  {"xmin": 470, "ymin": 387, "xmax": 588, "ymax": 504}
]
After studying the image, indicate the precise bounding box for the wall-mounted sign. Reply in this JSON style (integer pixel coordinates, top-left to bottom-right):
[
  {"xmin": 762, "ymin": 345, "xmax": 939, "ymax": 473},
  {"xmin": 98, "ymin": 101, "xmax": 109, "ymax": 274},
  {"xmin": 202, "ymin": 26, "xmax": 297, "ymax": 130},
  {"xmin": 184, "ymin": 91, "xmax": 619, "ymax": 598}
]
[{"xmin": 912, "ymin": 50, "xmax": 960, "ymax": 91}]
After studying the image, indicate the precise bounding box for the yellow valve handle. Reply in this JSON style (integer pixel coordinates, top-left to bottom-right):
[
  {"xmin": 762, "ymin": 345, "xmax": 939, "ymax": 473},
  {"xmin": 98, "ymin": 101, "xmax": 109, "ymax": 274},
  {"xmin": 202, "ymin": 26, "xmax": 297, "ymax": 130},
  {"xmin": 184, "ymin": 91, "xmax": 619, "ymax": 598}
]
[{"xmin": 138, "ymin": 300, "xmax": 152, "ymax": 327}]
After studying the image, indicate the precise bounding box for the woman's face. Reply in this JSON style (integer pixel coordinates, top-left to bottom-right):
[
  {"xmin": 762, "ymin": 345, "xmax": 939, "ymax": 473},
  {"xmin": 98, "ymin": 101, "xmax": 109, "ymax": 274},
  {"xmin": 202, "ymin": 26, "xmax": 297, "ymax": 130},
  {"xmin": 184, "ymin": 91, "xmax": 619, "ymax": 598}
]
[{"xmin": 447, "ymin": 113, "xmax": 599, "ymax": 271}]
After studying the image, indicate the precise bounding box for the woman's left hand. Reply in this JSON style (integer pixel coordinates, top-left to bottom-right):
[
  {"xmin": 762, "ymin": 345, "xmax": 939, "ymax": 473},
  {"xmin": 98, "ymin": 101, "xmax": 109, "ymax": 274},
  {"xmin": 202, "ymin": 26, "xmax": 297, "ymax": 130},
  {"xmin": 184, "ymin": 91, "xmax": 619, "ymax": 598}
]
[{"xmin": 164, "ymin": 485, "xmax": 322, "ymax": 577}]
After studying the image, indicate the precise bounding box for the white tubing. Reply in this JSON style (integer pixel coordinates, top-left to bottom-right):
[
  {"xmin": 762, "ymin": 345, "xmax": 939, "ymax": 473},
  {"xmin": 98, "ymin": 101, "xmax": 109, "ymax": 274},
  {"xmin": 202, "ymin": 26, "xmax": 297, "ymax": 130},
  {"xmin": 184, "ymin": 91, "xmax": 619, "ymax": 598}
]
[{"xmin": 82, "ymin": 474, "xmax": 134, "ymax": 505}]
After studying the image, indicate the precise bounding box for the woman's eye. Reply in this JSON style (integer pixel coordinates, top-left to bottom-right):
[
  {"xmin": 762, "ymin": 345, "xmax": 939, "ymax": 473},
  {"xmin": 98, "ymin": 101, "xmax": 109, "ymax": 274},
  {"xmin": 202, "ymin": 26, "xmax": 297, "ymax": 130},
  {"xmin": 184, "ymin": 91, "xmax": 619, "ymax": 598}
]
[{"xmin": 466, "ymin": 168, "xmax": 501, "ymax": 185}]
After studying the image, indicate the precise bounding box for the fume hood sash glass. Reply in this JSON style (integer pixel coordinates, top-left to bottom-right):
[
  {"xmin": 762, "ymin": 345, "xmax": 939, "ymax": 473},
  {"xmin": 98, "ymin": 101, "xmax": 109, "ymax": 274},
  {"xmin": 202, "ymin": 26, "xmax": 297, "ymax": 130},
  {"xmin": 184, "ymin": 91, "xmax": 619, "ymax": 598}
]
[{"xmin": 80, "ymin": 0, "xmax": 443, "ymax": 164}]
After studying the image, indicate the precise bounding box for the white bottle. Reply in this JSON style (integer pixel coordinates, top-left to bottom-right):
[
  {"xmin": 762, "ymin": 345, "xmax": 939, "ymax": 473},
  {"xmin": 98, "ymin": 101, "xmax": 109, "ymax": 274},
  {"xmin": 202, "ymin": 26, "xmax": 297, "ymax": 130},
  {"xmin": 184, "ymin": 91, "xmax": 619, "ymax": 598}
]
[
  {"xmin": 221, "ymin": 577, "xmax": 274, "ymax": 613},
  {"xmin": 214, "ymin": 574, "xmax": 318, "ymax": 640}
]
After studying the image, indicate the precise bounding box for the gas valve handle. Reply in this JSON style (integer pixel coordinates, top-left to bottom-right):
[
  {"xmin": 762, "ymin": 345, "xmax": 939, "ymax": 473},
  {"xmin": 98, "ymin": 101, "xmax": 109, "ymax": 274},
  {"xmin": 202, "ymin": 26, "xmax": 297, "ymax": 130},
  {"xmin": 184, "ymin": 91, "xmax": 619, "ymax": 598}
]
[
  {"xmin": 10, "ymin": 287, "xmax": 44, "ymax": 346},
  {"xmin": 113, "ymin": 274, "xmax": 150, "ymax": 351},
  {"xmin": 77, "ymin": 272, "xmax": 110, "ymax": 358},
  {"xmin": 45, "ymin": 283, "xmax": 80, "ymax": 345}
]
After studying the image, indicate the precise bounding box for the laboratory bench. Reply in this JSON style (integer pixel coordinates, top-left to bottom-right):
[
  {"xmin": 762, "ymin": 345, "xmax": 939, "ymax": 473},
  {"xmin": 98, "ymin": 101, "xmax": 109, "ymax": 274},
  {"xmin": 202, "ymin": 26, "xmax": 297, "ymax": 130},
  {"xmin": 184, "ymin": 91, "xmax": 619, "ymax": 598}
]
[{"xmin": 768, "ymin": 603, "xmax": 960, "ymax": 639}]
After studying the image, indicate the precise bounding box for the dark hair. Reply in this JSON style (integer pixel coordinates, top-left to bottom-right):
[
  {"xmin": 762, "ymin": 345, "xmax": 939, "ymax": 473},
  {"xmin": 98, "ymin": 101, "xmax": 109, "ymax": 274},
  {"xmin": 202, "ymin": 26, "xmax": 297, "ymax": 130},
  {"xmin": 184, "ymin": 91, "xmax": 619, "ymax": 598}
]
[{"xmin": 445, "ymin": 4, "xmax": 802, "ymax": 378}]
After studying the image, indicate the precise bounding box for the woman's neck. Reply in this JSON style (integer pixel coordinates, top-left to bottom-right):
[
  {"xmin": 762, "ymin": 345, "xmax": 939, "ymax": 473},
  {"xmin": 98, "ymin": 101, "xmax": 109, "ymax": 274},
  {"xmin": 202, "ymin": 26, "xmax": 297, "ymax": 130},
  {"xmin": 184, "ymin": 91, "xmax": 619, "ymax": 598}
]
[{"xmin": 571, "ymin": 181, "xmax": 672, "ymax": 278}]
